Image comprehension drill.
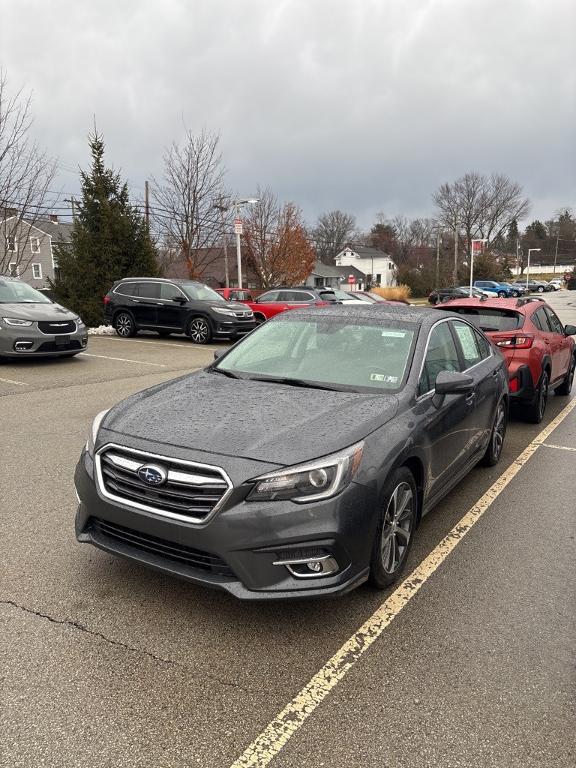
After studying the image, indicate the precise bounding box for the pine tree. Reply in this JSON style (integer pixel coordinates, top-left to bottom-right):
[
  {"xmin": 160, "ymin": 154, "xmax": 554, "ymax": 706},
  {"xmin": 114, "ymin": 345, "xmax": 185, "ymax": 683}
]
[{"xmin": 52, "ymin": 132, "xmax": 158, "ymax": 326}]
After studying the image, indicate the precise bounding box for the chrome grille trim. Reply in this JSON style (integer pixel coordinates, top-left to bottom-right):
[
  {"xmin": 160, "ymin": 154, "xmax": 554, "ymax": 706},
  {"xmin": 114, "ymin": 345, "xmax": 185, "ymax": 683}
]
[
  {"xmin": 95, "ymin": 443, "xmax": 233, "ymax": 525},
  {"xmin": 38, "ymin": 320, "xmax": 77, "ymax": 335}
]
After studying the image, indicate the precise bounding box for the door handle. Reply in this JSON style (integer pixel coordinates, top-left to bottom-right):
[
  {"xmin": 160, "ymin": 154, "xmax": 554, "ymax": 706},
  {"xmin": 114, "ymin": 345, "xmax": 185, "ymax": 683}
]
[{"xmin": 465, "ymin": 392, "xmax": 475, "ymax": 405}]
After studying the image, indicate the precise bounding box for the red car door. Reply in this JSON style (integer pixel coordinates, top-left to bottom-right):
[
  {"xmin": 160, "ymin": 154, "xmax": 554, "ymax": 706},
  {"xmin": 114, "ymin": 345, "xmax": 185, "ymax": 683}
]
[
  {"xmin": 543, "ymin": 306, "xmax": 572, "ymax": 378},
  {"xmin": 533, "ymin": 306, "xmax": 563, "ymax": 382}
]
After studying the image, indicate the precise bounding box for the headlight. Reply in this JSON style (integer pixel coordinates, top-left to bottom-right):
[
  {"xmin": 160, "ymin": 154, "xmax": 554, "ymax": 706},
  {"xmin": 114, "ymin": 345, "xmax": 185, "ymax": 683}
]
[
  {"xmin": 247, "ymin": 442, "xmax": 364, "ymax": 503},
  {"xmin": 3, "ymin": 317, "xmax": 33, "ymax": 326},
  {"xmin": 86, "ymin": 409, "xmax": 110, "ymax": 456},
  {"xmin": 211, "ymin": 306, "xmax": 237, "ymax": 316}
]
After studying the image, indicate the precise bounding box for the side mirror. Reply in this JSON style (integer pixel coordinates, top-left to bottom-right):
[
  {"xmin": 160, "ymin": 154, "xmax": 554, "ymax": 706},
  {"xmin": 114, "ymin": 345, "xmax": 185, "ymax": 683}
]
[
  {"xmin": 564, "ymin": 324, "xmax": 576, "ymax": 336},
  {"xmin": 434, "ymin": 370, "xmax": 474, "ymax": 395},
  {"xmin": 173, "ymin": 295, "xmax": 186, "ymax": 303},
  {"xmin": 213, "ymin": 350, "xmax": 225, "ymax": 360}
]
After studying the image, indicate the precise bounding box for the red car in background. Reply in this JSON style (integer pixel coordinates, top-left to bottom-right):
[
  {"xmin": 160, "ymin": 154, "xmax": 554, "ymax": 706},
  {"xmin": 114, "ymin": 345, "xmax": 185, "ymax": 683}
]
[
  {"xmin": 436, "ymin": 297, "xmax": 576, "ymax": 423},
  {"xmin": 215, "ymin": 288, "xmax": 255, "ymax": 302},
  {"xmin": 240, "ymin": 287, "xmax": 339, "ymax": 323}
]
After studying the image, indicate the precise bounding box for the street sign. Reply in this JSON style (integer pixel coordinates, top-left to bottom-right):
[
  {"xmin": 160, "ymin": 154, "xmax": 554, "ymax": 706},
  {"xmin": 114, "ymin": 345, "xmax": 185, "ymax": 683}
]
[
  {"xmin": 348, "ymin": 274, "xmax": 355, "ymax": 284},
  {"xmin": 234, "ymin": 218, "xmax": 243, "ymax": 235}
]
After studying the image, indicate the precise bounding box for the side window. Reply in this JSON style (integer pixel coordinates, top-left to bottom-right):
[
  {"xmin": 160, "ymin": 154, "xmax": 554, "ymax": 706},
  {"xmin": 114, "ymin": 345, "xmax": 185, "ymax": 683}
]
[
  {"xmin": 544, "ymin": 307, "xmax": 564, "ymax": 335},
  {"xmin": 138, "ymin": 282, "xmax": 161, "ymax": 299},
  {"xmin": 452, "ymin": 321, "xmax": 482, "ymax": 368},
  {"xmin": 418, "ymin": 322, "xmax": 462, "ymax": 395},
  {"xmin": 257, "ymin": 291, "xmax": 279, "ymax": 303},
  {"xmin": 533, "ymin": 308, "xmax": 552, "ymax": 332},
  {"xmin": 474, "ymin": 329, "xmax": 492, "ymax": 359},
  {"xmin": 160, "ymin": 283, "xmax": 183, "ymax": 300},
  {"xmin": 115, "ymin": 282, "xmax": 139, "ymax": 296}
]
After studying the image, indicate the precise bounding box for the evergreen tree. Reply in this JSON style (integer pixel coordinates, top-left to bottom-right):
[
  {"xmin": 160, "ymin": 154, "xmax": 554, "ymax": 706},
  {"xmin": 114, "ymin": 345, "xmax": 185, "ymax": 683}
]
[{"xmin": 52, "ymin": 132, "xmax": 158, "ymax": 326}]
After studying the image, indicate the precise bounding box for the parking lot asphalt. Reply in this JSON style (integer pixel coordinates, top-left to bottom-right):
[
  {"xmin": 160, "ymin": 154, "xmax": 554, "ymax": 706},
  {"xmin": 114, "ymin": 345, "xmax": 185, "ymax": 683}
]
[{"xmin": 1, "ymin": 295, "xmax": 575, "ymax": 768}]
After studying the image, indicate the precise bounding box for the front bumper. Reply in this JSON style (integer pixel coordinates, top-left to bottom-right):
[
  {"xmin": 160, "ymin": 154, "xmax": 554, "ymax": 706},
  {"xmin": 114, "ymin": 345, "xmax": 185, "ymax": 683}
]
[
  {"xmin": 74, "ymin": 448, "xmax": 376, "ymax": 600},
  {"xmin": 0, "ymin": 323, "xmax": 88, "ymax": 357},
  {"xmin": 212, "ymin": 318, "xmax": 257, "ymax": 339}
]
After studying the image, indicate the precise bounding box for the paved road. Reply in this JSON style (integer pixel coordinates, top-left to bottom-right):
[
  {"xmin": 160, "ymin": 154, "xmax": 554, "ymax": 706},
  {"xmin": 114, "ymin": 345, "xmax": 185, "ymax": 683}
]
[{"xmin": 1, "ymin": 295, "xmax": 575, "ymax": 767}]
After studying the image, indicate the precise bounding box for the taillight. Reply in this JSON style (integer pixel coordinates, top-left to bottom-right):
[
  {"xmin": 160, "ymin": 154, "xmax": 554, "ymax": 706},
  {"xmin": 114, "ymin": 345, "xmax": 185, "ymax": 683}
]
[
  {"xmin": 315, "ymin": 300, "xmax": 329, "ymax": 307},
  {"xmin": 103, "ymin": 296, "xmax": 111, "ymax": 305},
  {"xmin": 495, "ymin": 334, "xmax": 534, "ymax": 349}
]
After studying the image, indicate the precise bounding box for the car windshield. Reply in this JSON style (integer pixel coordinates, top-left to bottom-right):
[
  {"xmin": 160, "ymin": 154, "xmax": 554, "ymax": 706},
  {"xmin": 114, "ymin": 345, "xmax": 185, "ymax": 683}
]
[
  {"xmin": 179, "ymin": 282, "xmax": 225, "ymax": 302},
  {"xmin": 0, "ymin": 279, "xmax": 52, "ymax": 304},
  {"xmin": 214, "ymin": 316, "xmax": 416, "ymax": 392},
  {"xmin": 440, "ymin": 306, "xmax": 523, "ymax": 331}
]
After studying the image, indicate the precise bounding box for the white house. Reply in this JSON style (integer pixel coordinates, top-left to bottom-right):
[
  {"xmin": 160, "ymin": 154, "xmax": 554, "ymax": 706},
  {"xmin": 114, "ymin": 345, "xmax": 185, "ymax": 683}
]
[
  {"xmin": 334, "ymin": 245, "xmax": 397, "ymax": 289},
  {"xmin": 1, "ymin": 214, "xmax": 73, "ymax": 288}
]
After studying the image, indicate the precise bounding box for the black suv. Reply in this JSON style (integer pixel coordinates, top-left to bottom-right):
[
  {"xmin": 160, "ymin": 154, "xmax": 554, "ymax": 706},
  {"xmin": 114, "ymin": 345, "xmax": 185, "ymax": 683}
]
[{"xmin": 104, "ymin": 278, "xmax": 257, "ymax": 343}]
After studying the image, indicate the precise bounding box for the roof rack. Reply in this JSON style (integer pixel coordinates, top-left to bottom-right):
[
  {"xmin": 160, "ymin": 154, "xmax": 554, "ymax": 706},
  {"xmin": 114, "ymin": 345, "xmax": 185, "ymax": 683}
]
[{"xmin": 516, "ymin": 296, "xmax": 546, "ymax": 307}]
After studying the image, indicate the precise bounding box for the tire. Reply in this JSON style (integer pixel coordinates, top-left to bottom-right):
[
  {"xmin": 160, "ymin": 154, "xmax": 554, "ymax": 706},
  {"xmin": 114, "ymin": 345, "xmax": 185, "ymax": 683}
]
[
  {"xmin": 555, "ymin": 355, "xmax": 575, "ymax": 396},
  {"xmin": 512, "ymin": 290, "xmax": 520, "ymax": 298},
  {"xmin": 526, "ymin": 369, "xmax": 549, "ymax": 424},
  {"xmin": 481, "ymin": 399, "xmax": 507, "ymax": 466},
  {"xmin": 498, "ymin": 291, "xmax": 507, "ymax": 298},
  {"xmin": 368, "ymin": 467, "xmax": 417, "ymax": 589},
  {"xmin": 114, "ymin": 311, "xmax": 136, "ymax": 338},
  {"xmin": 537, "ymin": 285, "xmax": 544, "ymax": 293},
  {"xmin": 187, "ymin": 316, "xmax": 212, "ymax": 344},
  {"xmin": 254, "ymin": 313, "xmax": 266, "ymax": 325}
]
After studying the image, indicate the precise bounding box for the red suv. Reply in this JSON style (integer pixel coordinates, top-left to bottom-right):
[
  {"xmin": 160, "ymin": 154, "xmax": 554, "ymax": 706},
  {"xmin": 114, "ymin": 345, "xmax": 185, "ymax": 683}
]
[
  {"xmin": 436, "ymin": 297, "xmax": 576, "ymax": 422},
  {"xmin": 242, "ymin": 287, "xmax": 339, "ymax": 323},
  {"xmin": 215, "ymin": 288, "xmax": 255, "ymax": 302}
]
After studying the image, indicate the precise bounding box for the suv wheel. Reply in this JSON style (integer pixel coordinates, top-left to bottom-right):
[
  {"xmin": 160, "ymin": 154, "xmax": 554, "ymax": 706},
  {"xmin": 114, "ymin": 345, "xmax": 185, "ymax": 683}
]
[
  {"xmin": 526, "ymin": 369, "xmax": 549, "ymax": 423},
  {"xmin": 537, "ymin": 285, "xmax": 545, "ymax": 293},
  {"xmin": 497, "ymin": 290, "xmax": 507, "ymax": 298},
  {"xmin": 511, "ymin": 290, "xmax": 520, "ymax": 298},
  {"xmin": 187, "ymin": 316, "xmax": 212, "ymax": 344},
  {"xmin": 114, "ymin": 312, "xmax": 136, "ymax": 338},
  {"xmin": 555, "ymin": 355, "xmax": 575, "ymax": 396},
  {"xmin": 368, "ymin": 467, "xmax": 417, "ymax": 589}
]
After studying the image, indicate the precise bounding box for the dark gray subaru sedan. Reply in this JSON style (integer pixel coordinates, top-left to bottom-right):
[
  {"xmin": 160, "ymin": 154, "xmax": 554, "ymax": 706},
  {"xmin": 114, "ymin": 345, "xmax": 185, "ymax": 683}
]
[{"xmin": 75, "ymin": 306, "xmax": 508, "ymax": 599}]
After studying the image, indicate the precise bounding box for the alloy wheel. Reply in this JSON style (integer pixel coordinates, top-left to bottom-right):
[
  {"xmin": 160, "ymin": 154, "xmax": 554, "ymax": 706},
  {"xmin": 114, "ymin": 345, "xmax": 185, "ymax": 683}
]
[
  {"xmin": 115, "ymin": 314, "xmax": 133, "ymax": 337},
  {"xmin": 189, "ymin": 318, "xmax": 210, "ymax": 344},
  {"xmin": 492, "ymin": 402, "xmax": 506, "ymax": 461},
  {"xmin": 381, "ymin": 482, "xmax": 414, "ymax": 574},
  {"xmin": 538, "ymin": 372, "xmax": 549, "ymax": 420}
]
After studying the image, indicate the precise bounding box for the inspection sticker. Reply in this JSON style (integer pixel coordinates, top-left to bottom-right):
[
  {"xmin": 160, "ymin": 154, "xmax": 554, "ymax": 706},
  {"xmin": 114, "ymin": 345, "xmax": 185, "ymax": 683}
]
[
  {"xmin": 381, "ymin": 330, "xmax": 406, "ymax": 337},
  {"xmin": 370, "ymin": 374, "xmax": 398, "ymax": 383}
]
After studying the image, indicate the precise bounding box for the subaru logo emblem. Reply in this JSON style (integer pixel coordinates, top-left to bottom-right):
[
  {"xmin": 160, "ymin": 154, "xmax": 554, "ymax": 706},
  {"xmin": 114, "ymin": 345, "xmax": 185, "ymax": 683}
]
[{"xmin": 137, "ymin": 464, "xmax": 167, "ymax": 487}]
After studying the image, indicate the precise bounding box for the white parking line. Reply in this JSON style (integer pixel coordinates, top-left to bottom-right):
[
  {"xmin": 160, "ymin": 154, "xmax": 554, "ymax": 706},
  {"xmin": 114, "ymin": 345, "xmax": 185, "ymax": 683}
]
[
  {"xmin": 78, "ymin": 353, "xmax": 167, "ymax": 367},
  {"xmin": 0, "ymin": 377, "xmax": 29, "ymax": 386},
  {"xmin": 229, "ymin": 397, "xmax": 576, "ymax": 768},
  {"xmin": 96, "ymin": 337, "xmax": 222, "ymax": 351},
  {"xmin": 541, "ymin": 442, "xmax": 576, "ymax": 452}
]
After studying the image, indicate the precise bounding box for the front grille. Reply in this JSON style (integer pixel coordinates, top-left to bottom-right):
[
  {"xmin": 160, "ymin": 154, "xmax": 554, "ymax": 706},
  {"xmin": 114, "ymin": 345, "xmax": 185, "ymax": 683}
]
[
  {"xmin": 88, "ymin": 518, "xmax": 234, "ymax": 577},
  {"xmin": 37, "ymin": 340, "xmax": 82, "ymax": 352},
  {"xmin": 233, "ymin": 311, "xmax": 253, "ymax": 318},
  {"xmin": 97, "ymin": 445, "xmax": 232, "ymax": 522},
  {"xmin": 38, "ymin": 320, "xmax": 76, "ymax": 335}
]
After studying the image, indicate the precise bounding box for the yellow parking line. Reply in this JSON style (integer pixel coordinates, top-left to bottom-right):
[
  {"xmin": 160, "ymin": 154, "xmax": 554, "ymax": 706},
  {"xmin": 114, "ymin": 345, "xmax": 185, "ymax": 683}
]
[
  {"xmin": 229, "ymin": 397, "xmax": 576, "ymax": 768},
  {"xmin": 79, "ymin": 353, "xmax": 167, "ymax": 367},
  {"xmin": 0, "ymin": 377, "xmax": 29, "ymax": 386}
]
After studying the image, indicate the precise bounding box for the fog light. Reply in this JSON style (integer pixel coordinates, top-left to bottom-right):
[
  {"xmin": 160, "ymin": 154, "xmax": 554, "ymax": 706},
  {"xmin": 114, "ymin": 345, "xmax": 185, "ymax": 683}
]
[{"xmin": 307, "ymin": 560, "xmax": 323, "ymax": 573}]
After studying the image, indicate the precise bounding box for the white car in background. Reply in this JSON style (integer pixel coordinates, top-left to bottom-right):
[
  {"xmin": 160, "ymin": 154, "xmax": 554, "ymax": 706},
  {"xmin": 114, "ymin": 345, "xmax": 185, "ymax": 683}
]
[{"xmin": 549, "ymin": 278, "xmax": 563, "ymax": 290}]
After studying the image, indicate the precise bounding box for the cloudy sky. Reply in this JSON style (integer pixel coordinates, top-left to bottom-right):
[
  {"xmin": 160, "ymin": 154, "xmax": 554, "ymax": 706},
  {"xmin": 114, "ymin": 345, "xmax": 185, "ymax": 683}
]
[{"xmin": 2, "ymin": 0, "xmax": 575, "ymax": 229}]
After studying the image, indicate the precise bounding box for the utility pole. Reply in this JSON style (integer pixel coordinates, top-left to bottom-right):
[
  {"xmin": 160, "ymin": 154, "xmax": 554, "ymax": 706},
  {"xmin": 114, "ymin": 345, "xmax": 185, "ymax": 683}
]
[
  {"xmin": 553, "ymin": 232, "xmax": 559, "ymax": 275},
  {"xmin": 435, "ymin": 229, "xmax": 441, "ymax": 288},
  {"xmin": 71, "ymin": 197, "xmax": 76, "ymax": 222},
  {"xmin": 144, "ymin": 180, "xmax": 150, "ymax": 230}
]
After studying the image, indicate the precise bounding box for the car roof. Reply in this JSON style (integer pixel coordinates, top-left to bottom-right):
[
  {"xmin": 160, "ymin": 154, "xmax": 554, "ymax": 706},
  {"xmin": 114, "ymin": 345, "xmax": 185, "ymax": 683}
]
[{"xmin": 114, "ymin": 277, "xmax": 206, "ymax": 286}]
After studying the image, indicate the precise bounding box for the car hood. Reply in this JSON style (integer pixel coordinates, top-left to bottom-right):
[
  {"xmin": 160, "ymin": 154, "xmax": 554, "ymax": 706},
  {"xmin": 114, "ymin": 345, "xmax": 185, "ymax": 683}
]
[
  {"xmin": 102, "ymin": 370, "xmax": 399, "ymax": 465},
  {"xmin": 0, "ymin": 302, "xmax": 77, "ymax": 321}
]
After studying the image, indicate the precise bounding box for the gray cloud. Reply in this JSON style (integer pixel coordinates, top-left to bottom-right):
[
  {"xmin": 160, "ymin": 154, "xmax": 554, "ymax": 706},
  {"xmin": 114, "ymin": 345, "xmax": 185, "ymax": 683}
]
[{"xmin": 2, "ymin": 0, "xmax": 575, "ymax": 227}]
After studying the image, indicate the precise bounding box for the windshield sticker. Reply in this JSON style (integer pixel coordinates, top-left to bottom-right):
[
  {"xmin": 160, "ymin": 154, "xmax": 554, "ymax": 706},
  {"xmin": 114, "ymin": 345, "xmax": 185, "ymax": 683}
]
[
  {"xmin": 381, "ymin": 330, "xmax": 407, "ymax": 338},
  {"xmin": 370, "ymin": 373, "xmax": 399, "ymax": 383}
]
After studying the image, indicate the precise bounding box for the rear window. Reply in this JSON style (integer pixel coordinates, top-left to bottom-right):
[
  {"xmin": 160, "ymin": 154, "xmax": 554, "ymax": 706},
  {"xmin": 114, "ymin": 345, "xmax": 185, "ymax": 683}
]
[{"xmin": 439, "ymin": 306, "xmax": 523, "ymax": 332}]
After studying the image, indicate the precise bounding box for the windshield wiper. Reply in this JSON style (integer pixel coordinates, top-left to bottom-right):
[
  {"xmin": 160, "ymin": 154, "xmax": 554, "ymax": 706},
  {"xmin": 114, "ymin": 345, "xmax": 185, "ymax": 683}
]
[
  {"xmin": 246, "ymin": 375, "xmax": 348, "ymax": 391},
  {"xmin": 211, "ymin": 368, "xmax": 244, "ymax": 380}
]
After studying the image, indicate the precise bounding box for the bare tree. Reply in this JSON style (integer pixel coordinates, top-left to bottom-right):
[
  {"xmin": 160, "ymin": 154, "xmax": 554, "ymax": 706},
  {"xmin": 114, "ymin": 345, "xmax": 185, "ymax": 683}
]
[
  {"xmin": 433, "ymin": 171, "xmax": 531, "ymax": 264},
  {"xmin": 151, "ymin": 128, "xmax": 226, "ymax": 278},
  {"xmin": 0, "ymin": 71, "xmax": 57, "ymax": 274},
  {"xmin": 243, "ymin": 187, "xmax": 315, "ymax": 288},
  {"xmin": 311, "ymin": 209, "xmax": 357, "ymax": 264}
]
